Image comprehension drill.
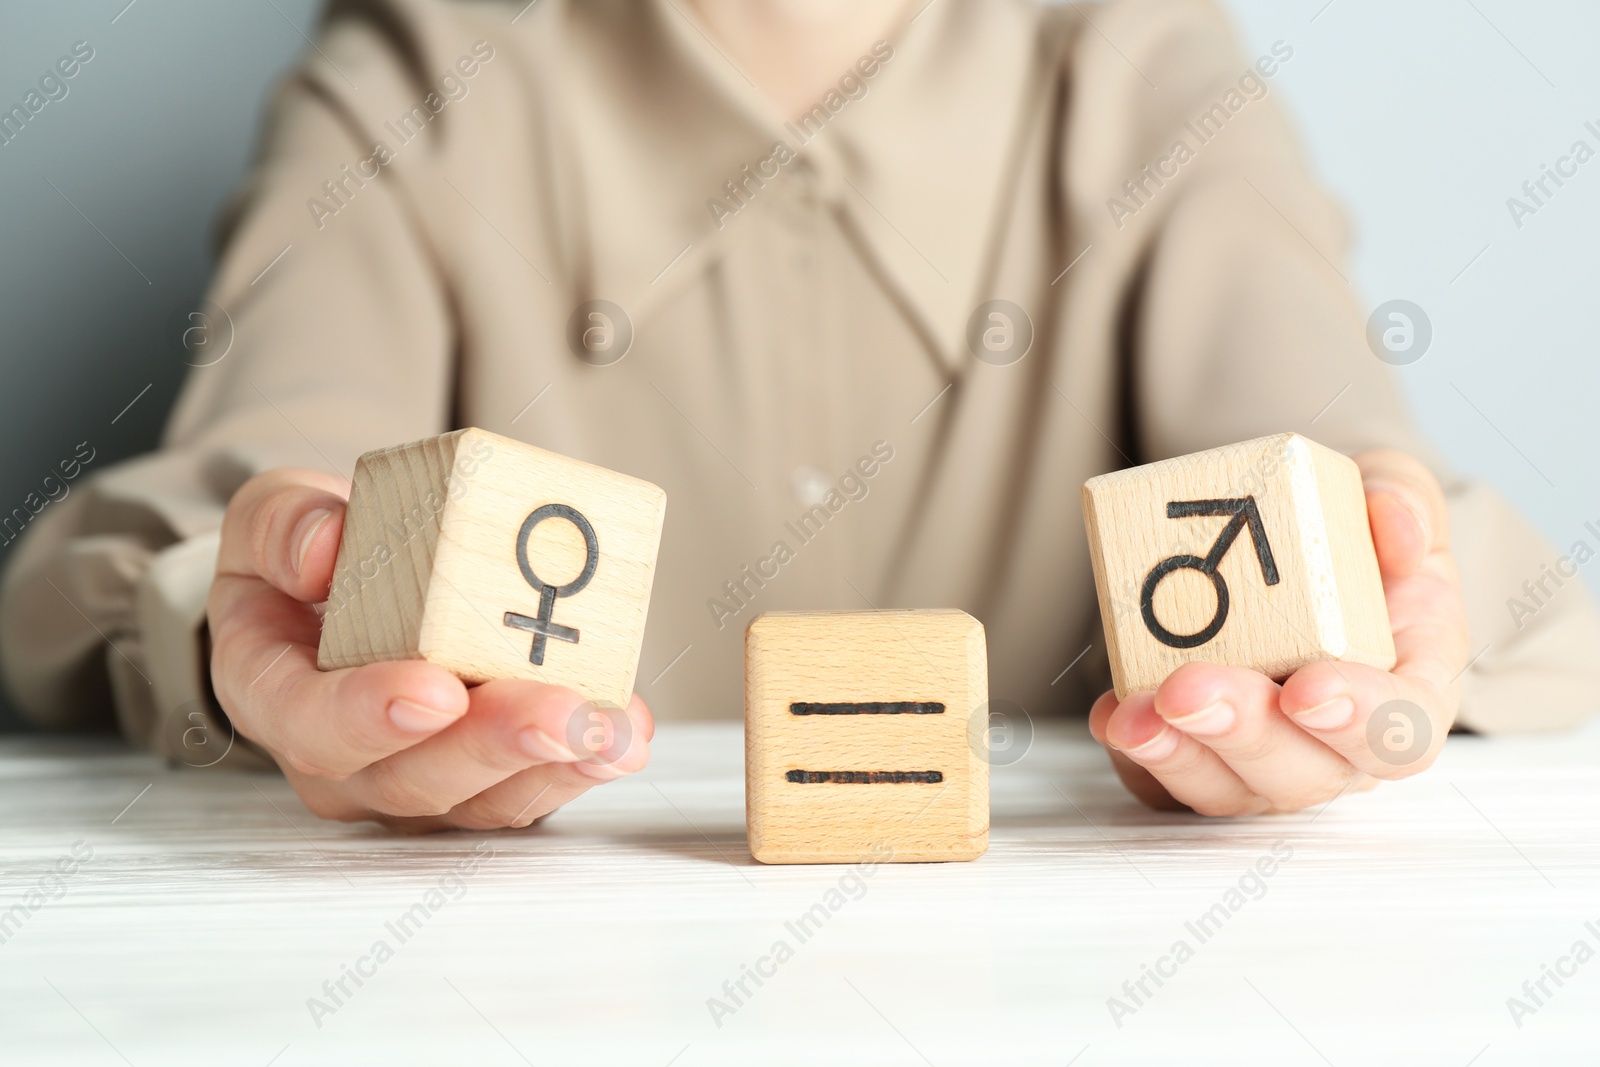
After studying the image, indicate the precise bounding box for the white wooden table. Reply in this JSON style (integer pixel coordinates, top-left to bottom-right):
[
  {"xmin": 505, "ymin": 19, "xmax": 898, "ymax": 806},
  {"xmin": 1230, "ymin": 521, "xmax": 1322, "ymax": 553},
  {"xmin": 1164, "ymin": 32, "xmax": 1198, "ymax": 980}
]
[{"xmin": 1, "ymin": 722, "xmax": 1597, "ymax": 1066}]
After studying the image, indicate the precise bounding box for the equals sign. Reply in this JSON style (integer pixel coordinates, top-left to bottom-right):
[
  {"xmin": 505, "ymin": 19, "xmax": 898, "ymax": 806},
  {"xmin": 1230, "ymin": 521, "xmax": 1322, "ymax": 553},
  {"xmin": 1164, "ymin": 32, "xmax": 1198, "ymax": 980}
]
[{"xmin": 786, "ymin": 700, "xmax": 945, "ymax": 784}]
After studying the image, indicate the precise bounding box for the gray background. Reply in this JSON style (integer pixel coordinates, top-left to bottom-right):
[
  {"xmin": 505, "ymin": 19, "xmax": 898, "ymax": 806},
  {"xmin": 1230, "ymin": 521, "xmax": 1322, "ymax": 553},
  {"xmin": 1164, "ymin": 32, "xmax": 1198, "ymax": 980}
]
[{"xmin": 1, "ymin": 0, "xmax": 1596, "ymax": 729}]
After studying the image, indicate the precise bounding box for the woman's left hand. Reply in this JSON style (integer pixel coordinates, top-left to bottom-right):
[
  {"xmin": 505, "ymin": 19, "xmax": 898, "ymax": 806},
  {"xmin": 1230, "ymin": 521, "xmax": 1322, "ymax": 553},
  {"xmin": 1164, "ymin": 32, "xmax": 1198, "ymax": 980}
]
[{"xmin": 1089, "ymin": 449, "xmax": 1470, "ymax": 815}]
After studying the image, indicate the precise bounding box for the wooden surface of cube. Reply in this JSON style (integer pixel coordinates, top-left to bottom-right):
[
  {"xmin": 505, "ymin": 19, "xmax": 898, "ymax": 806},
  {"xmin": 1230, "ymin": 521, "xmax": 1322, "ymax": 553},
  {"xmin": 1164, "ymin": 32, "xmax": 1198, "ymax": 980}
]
[
  {"xmin": 317, "ymin": 428, "xmax": 666, "ymax": 710},
  {"xmin": 1082, "ymin": 433, "xmax": 1393, "ymax": 699},
  {"xmin": 745, "ymin": 610, "xmax": 989, "ymax": 864}
]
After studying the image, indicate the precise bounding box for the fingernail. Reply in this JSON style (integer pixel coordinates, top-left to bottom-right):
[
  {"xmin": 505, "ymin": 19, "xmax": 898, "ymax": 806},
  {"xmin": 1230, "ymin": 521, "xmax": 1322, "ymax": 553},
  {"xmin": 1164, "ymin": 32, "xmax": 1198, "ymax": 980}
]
[
  {"xmin": 518, "ymin": 727, "xmax": 578, "ymax": 763},
  {"xmin": 291, "ymin": 508, "xmax": 333, "ymax": 575},
  {"xmin": 572, "ymin": 758, "xmax": 631, "ymax": 781},
  {"xmin": 1371, "ymin": 486, "xmax": 1430, "ymax": 545},
  {"xmin": 1165, "ymin": 701, "xmax": 1235, "ymax": 737},
  {"xmin": 387, "ymin": 698, "xmax": 457, "ymax": 734},
  {"xmin": 1115, "ymin": 724, "xmax": 1179, "ymax": 761},
  {"xmin": 1292, "ymin": 697, "xmax": 1355, "ymax": 730}
]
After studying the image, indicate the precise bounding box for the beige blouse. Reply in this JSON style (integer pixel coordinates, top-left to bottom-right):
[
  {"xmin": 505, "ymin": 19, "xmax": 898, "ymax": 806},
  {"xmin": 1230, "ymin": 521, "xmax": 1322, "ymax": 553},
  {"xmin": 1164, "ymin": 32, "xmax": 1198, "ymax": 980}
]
[{"xmin": 4, "ymin": 0, "xmax": 1597, "ymax": 769}]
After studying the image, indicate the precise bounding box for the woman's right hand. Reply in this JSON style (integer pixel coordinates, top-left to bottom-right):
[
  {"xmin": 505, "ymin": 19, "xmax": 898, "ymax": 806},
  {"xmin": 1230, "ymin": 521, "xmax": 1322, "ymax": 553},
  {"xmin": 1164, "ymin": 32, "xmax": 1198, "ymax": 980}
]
[{"xmin": 205, "ymin": 469, "xmax": 653, "ymax": 831}]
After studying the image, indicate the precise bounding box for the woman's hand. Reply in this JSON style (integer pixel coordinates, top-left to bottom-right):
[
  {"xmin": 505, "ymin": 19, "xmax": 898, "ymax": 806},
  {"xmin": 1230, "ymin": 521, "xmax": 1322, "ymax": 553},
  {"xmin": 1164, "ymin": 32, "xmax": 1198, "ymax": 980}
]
[
  {"xmin": 1089, "ymin": 450, "xmax": 1468, "ymax": 815},
  {"xmin": 206, "ymin": 469, "xmax": 652, "ymax": 831}
]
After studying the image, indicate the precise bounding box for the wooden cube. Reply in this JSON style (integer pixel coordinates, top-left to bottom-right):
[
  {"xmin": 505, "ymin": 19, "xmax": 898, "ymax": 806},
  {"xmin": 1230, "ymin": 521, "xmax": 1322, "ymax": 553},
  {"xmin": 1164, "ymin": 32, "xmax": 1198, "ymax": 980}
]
[
  {"xmin": 744, "ymin": 610, "xmax": 989, "ymax": 864},
  {"xmin": 1081, "ymin": 433, "xmax": 1394, "ymax": 698},
  {"xmin": 317, "ymin": 428, "xmax": 666, "ymax": 710}
]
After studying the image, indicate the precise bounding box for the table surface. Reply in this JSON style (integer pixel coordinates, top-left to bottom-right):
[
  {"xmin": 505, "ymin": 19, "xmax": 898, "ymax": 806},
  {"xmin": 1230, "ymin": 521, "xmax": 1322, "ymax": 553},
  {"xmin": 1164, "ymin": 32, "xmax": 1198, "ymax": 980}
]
[{"xmin": 1, "ymin": 721, "xmax": 1598, "ymax": 1066}]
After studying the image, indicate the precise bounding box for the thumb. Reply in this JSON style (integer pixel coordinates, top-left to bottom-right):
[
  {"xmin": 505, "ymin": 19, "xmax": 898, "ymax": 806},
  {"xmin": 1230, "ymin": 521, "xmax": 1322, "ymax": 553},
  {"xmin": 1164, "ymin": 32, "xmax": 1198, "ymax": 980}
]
[
  {"xmin": 216, "ymin": 468, "xmax": 351, "ymax": 602},
  {"xmin": 1354, "ymin": 449, "xmax": 1449, "ymax": 580}
]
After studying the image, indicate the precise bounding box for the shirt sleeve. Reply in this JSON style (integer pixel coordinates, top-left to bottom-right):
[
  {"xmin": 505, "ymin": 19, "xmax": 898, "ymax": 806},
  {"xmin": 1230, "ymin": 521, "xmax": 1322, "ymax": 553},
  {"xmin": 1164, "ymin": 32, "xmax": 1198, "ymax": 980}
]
[
  {"xmin": 0, "ymin": 0, "xmax": 458, "ymax": 761},
  {"xmin": 1087, "ymin": 0, "xmax": 1600, "ymax": 731}
]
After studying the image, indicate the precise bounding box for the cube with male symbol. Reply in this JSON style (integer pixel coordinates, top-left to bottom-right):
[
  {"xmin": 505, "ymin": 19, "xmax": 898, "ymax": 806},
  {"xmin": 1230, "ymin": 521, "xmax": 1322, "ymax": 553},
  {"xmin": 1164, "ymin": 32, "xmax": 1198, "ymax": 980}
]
[{"xmin": 1081, "ymin": 433, "xmax": 1394, "ymax": 698}]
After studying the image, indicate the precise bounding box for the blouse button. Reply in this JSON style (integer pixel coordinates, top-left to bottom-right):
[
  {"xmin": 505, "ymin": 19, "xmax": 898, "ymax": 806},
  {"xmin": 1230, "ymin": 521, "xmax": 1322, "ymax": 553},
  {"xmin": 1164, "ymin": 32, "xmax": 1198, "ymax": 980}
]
[{"xmin": 790, "ymin": 465, "xmax": 831, "ymax": 508}]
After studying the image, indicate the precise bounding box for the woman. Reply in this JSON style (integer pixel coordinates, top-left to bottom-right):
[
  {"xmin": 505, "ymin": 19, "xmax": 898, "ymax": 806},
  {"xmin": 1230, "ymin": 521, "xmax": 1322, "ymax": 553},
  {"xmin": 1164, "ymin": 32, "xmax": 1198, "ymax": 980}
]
[{"xmin": 4, "ymin": 0, "xmax": 1596, "ymax": 828}]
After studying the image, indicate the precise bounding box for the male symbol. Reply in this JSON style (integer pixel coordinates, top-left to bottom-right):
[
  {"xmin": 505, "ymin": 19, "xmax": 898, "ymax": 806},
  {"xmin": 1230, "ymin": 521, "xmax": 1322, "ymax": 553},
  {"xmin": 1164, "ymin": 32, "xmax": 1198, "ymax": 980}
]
[
  {"xmin": 1139, "ymin": 497, "xmax": 1280, "ymax": 649},
  {"xmin": 503, "ymin": 503, "xmax": 598, "ymax": 665}
]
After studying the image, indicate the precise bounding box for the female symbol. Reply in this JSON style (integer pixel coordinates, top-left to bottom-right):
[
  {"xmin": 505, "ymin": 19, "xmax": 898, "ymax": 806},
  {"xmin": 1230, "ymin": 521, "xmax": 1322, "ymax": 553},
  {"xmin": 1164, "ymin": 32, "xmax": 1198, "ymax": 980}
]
[{"xmin": 503, "ymin": 503, "xmax": 599, "ymax": 665}]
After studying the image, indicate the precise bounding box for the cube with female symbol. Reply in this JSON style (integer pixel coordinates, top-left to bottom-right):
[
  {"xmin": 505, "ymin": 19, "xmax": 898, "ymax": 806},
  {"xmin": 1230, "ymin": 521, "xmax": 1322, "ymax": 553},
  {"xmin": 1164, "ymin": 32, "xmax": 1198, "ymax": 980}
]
[{"xmin": 317, "ymin": 427, "xmax": 667, "ymax": 713}]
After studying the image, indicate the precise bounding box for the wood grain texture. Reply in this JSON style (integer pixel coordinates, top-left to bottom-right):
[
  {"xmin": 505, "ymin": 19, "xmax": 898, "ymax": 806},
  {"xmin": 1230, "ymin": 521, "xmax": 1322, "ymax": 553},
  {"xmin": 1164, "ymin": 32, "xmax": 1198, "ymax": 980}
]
[
  {"xmin": 745, "ymin": 610, "xmax": 989, "ymax": 864},
  {"xmin": 1082, "ymin": 434, "xmax": 1394, "ymax": 698},
  {"xmin": 317, "ymin": 428, "xmax": 666, "ymax": 710},
  {"xmin": 4, "ymin": 725, "xmax": 1599, "ymax": 1064},
  {"xmin": 318, "ymin": 432, "xmax": 461, "ymax": 668}
]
